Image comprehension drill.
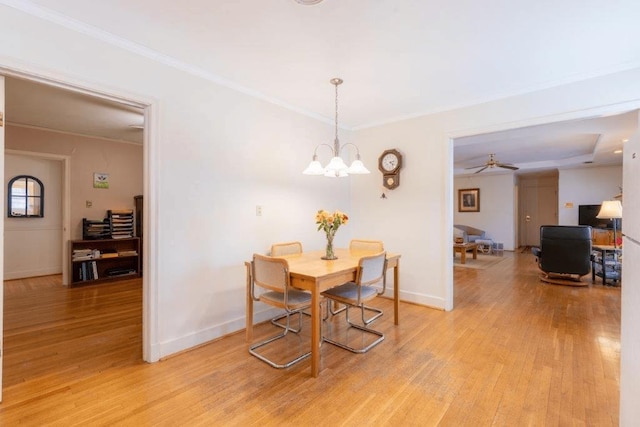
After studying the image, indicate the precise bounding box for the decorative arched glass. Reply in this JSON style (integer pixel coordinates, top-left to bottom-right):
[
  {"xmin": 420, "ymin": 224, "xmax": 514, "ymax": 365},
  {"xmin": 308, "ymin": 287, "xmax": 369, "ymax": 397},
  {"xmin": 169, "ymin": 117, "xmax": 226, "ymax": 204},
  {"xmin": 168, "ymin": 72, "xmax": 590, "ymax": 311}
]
[{"xmin": 8, "ymin": 175, "xmax": 44, "ymax": 218}]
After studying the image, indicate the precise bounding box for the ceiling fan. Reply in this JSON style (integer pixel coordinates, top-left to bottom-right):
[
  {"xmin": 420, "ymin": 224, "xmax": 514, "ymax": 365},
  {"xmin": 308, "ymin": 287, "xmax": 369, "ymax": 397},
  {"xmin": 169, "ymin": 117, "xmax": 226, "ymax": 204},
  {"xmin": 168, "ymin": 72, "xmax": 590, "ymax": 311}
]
[{"xmin": 465, "ymin": 153, "xmax": 519, "ymax": 174}]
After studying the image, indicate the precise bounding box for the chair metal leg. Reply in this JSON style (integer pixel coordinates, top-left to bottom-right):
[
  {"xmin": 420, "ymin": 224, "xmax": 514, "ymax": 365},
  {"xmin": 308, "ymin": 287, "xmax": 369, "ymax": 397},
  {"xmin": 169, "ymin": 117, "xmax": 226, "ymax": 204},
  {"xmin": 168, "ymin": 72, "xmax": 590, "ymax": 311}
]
[
  {"xmin": 270, "ymin": 309, "xmax": 304, "ymax": 333},
  {"xmin": 250, "ymin": 309, "xmax": 311, "ymax": 369},
  {"xmin": 322, "ymin": 304, "xmax": 385, "ymax": 354},
  {"xmin": 329, "ymin": 301, "xmax": 346, "ymax": 316},
  {"xmin": 360, "ymin": 304, "xmax": 383, "ymax": 325}
]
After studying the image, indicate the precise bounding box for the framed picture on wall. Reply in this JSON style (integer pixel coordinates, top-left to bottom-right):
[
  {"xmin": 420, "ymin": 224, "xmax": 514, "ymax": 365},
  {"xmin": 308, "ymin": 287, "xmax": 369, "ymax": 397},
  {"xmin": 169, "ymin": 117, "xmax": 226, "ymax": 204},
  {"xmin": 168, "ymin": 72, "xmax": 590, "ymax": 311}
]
[
  {"xmin": 93, "ymin": 172, "xmax": 110, "ymax": 189},
  {"xmin": 458, "ymin": 188, "xmax": 480, "ymax": 212}
]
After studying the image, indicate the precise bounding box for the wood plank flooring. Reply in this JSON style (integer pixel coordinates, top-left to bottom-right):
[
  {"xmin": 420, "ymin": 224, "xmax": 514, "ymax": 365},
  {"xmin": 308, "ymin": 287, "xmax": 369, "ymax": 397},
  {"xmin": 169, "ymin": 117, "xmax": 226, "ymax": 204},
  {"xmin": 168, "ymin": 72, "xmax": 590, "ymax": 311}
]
[{"xmin": 0, "ymin": 251, "xmax": 620, "ymax": 425}]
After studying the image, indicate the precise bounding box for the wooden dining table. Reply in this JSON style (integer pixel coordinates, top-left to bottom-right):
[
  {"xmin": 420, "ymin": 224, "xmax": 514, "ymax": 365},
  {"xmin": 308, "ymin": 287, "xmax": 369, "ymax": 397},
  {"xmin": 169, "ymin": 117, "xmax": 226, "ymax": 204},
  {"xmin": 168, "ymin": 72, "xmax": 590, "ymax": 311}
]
[{"xmin": 245, "ymin": 248, "xmax": 401, "ymax": 377}]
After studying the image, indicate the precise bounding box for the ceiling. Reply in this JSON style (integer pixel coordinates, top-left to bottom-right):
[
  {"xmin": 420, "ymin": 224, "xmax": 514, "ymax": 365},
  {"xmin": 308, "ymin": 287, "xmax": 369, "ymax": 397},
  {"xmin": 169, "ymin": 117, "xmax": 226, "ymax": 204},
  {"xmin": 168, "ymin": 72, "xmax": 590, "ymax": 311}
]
[
  {"xmin": 4, "ymin": 0, "xmax": 640, "ymax": 167},
  {"xmin": 454, "ymin": 111, "xmax": 637, "ymax": 175},
  {"xmin": 5, "ymin": 76, "xmax": 144, "ymax": 144}
]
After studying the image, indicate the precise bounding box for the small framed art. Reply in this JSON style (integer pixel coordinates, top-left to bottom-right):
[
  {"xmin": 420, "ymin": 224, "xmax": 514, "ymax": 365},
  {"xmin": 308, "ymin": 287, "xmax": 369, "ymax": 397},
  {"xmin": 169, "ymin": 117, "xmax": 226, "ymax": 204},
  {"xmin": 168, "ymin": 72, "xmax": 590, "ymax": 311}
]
[
  {"xmin": 93, "ymin": 172, "xmax": 110, "ymax": 189},
  {"xmin": 458, "ymin": 188, "xmax": 480, "ymax": 212}
]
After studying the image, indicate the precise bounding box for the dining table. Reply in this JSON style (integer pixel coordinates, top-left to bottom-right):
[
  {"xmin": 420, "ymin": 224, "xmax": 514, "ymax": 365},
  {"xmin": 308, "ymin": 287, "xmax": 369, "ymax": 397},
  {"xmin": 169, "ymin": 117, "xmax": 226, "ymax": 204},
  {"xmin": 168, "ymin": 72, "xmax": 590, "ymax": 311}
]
[{"xmin": 245, "ymin": 248, "xmax": 401, "ymax": 377}]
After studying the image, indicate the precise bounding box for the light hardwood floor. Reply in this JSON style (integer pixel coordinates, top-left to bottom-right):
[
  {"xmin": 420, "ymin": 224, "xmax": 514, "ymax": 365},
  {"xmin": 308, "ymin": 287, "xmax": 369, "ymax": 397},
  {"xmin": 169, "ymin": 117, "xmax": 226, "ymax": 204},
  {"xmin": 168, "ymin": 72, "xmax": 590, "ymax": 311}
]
[{"xmin": 0, "ymin": 251, "xmax": 620, "ymax": 425}]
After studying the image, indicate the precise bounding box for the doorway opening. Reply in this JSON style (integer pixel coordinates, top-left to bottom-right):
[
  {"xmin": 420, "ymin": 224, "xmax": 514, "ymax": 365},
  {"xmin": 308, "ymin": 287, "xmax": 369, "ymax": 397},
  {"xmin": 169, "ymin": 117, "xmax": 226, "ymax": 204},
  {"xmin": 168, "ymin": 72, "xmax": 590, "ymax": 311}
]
[{"xmin": 1, "ymin": 68, "xmax": 153, "ymax": 399}]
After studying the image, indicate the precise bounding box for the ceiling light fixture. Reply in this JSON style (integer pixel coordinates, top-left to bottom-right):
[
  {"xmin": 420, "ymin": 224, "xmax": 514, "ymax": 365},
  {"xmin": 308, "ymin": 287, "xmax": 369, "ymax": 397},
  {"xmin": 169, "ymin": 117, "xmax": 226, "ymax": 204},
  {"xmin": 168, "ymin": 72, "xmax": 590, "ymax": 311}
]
[
  {"xmin": 303, "ymin": 78, "xmax": 370, "ymax": 178},
  {"xmin": 294, "ymin": 0, "xmax": 324, "ymax": 4}
]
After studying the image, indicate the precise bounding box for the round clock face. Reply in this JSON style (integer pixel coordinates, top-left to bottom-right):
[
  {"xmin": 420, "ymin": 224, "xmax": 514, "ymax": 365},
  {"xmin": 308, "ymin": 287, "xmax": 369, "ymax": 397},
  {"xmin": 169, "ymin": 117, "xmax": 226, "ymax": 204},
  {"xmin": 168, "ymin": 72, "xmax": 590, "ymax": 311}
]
[{"xmin": 381, "ymin": 153, "xmax": 399, "ymax": 172}]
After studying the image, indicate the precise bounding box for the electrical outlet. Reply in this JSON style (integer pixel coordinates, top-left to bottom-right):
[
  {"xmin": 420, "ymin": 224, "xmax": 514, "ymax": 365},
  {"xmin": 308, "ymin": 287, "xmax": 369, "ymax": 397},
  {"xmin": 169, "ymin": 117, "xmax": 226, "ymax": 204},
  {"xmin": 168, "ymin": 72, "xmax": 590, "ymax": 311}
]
[{"xmin": 256, "ymin": 205, "xmax": 262, "ymax": 216}]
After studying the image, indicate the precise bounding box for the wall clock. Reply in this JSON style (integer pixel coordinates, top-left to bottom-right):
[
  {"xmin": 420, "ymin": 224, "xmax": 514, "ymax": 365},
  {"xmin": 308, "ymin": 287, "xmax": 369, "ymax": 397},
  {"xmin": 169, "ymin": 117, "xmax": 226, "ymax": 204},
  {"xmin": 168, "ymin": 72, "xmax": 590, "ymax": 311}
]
[{"xmin": 378, "ymin": 149, "xmax": 403, "ymax": 190}]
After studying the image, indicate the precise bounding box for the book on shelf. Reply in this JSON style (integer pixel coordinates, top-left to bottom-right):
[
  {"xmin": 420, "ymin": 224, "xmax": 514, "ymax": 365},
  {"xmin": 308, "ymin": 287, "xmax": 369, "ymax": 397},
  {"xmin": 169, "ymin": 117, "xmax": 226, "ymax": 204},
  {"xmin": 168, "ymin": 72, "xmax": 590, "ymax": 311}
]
[
  {"xmin": 92, "ymin": 261, "xmax": 98, "ymax": 279},
  {"xmin": 101, "ymin": 253, "xmax": 119, "ymax": 258},
  {"xmin": 104, "ymin": 267, "xmax": 137, "ymax": 277},
  {"xmin": 77, "ymin": 260, "xmax": 99, "ymax": 281},
  {"xmin": 117, "ymin": 250, "xmax": 138, "ymax": 257},
  {"xmin": 72, "ymin": 248, "xmax": 103, "ymax": 261},
  {"xmin": 73, "ymin": 249, "xmax": 94, "ymax": 261}
]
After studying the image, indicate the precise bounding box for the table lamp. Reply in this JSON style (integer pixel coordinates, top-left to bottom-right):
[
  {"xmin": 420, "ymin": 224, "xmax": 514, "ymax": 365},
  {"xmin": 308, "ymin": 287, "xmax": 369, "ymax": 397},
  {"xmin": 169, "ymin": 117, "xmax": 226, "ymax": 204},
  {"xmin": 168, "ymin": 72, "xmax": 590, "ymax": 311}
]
[{"xmin": 596, "ymin": 200, "xmax": 623, "ymax": 249}]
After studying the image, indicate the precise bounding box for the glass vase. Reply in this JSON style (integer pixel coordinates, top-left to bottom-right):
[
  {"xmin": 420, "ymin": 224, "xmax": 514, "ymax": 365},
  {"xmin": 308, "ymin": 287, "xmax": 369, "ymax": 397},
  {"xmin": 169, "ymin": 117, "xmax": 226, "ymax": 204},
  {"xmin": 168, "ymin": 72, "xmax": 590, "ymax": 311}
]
[{"xmin": 322, "ymin": 234, "xmax": 337, "ymax": 260}]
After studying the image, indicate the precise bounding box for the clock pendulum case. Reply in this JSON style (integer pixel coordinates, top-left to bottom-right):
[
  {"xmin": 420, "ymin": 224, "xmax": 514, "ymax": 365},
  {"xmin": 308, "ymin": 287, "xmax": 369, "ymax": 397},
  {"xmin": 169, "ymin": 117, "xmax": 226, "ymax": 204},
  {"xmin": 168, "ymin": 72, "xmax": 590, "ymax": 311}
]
[{"xmin": 378, "ymin": 149, "xmax": 403, "ymax": 190}]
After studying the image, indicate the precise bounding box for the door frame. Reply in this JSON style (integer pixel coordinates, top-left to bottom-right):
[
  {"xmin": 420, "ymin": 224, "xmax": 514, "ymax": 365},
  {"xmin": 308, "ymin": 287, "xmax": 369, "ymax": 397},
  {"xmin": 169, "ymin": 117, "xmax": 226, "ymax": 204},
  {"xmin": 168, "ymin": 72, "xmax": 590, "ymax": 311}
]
[
  {"xmin": 448, "ymin": 99, "xmax": 640, "ymax": 311},
  {"xmin": 0, "ymin": 65, "xmax": 158, "ymax": 370},
  {"xmin": 5, "ymin": 149, "xmax": 71, "ymax": 284}
]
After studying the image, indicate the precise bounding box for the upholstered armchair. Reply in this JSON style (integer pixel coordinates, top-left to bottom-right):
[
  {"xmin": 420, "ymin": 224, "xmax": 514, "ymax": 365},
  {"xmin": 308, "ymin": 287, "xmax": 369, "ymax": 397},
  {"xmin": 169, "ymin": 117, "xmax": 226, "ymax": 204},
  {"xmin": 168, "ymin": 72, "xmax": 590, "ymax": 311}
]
[
  {"xmin": 453, "ymin": 224, "xmax": 486, "ymax": 243},
  {"xmin": 531, "ymin": 225, "xmax": 592, "ymax": 286}
]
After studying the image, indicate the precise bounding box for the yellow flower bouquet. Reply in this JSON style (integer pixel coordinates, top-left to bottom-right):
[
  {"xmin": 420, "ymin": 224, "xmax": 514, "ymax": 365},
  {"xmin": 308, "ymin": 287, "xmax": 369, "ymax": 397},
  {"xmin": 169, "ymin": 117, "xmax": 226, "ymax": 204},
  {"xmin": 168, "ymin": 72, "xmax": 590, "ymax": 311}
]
[{"xmin": 316, "ymin": 209, "xmax": 348, "ymax": 260}]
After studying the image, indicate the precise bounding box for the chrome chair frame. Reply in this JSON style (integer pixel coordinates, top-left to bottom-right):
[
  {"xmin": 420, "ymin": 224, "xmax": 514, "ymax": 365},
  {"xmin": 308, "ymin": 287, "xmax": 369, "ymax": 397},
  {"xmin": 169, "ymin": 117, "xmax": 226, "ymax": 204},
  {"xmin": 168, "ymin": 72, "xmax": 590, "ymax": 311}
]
[
  {"xmin": 249, "ymin": 254, "xmax": 311, "ymax": 368},
  {"xmin": 327, "ymin": 239, "xmax": 386, "ymax": 318},
  {"xmin": 321, "ymin": 251, "xmax": 387, "ymax": 353}
]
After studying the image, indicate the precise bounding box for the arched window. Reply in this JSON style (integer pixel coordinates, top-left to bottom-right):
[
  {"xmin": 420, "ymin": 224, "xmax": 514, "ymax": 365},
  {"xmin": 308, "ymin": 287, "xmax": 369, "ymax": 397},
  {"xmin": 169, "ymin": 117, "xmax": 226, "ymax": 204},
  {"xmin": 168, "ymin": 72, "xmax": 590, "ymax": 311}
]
[{"xmin": 8, "ymin": 175, "xmax": 44, "ymax": 218}]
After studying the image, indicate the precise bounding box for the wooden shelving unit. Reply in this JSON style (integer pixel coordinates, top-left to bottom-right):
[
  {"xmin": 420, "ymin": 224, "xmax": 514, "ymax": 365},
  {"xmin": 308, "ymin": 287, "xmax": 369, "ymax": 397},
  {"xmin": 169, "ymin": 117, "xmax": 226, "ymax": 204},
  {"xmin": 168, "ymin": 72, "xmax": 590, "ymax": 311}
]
[{"xmin": 69, "ymin": 237, "xmax": 140, "ymax": 287}]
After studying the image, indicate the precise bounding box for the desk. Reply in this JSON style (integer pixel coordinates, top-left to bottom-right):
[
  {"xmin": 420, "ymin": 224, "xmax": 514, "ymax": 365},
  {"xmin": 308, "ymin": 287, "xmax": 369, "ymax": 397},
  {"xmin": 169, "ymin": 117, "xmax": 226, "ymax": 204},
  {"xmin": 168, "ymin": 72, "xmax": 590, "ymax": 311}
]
[
  {"xmin": 246, "ymin": 248, "xmax": 401, "ymax": 377},
  {"xmin": 453, "ymin": 242, "xmax": 477, "ymax": 264}
]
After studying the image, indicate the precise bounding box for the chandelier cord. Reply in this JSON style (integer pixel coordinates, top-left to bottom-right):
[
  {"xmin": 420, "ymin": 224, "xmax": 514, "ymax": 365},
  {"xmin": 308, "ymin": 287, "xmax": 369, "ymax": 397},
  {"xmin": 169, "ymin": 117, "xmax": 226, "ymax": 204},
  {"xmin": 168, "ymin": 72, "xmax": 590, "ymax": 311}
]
[{"xmin": 334, "ymin": 81, "xmax": 339, "ymax": 155}]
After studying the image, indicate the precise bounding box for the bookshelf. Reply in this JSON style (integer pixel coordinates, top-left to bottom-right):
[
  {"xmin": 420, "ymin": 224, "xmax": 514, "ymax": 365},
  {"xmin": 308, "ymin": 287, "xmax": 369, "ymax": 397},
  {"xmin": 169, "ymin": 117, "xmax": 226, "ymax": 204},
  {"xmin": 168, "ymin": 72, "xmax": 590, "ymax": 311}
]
[{"xmin": 69, "ymin": 237, "xmax": 140, "ymax": 287}]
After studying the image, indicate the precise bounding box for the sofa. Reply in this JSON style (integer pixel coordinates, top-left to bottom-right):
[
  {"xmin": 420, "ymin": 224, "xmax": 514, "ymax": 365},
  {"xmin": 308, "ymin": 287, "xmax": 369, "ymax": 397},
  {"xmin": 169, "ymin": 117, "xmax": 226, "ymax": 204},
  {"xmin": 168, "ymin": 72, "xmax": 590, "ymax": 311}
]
[{"xmin": 453, "ymin": 224, "xmax": 486, "ymax": 243}]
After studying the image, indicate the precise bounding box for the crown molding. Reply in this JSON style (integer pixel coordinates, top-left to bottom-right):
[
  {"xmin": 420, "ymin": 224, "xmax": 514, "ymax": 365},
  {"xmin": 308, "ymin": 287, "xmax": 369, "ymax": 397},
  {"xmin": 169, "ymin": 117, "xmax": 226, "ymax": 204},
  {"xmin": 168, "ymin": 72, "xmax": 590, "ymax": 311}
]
[{"xmin": 1, "ymin": 0, "xmax": 335, "ymax": 127}]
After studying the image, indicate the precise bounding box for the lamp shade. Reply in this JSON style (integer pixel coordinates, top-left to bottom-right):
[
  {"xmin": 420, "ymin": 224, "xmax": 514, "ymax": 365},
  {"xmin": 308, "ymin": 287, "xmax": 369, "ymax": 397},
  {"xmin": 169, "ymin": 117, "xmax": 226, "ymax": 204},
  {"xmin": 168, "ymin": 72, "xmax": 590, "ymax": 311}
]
[
  {"xmin": 302, "ymin": 159, "xmax": 325, "ymax": 175},
  {"xmin": 325, "ymin": 156, "xmax": 348, "ymax": 173},
  {"xmin": 596, "ymin": 200, "xmax": 623, "ymax": 219},
  {"xmin": 347, "ymin": 159, "xmax": 370, "ymax": 174}
]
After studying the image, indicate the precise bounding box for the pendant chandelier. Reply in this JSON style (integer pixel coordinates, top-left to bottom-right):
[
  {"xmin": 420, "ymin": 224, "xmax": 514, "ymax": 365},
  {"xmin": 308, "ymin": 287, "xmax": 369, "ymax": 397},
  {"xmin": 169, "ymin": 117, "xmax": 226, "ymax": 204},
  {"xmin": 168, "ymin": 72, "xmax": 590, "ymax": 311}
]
[{"xmin": 303, "ymin": 78, "xmax": 370, "ymax": 178}]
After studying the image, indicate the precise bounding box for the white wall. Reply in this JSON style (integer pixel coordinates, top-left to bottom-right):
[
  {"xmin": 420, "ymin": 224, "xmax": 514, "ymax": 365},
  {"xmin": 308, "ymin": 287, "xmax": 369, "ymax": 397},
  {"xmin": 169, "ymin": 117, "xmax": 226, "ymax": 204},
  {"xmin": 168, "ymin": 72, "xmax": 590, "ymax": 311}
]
[
  {"xmin": 621, "ymin": 116, "xmax": 640, "ymax": 424},
  {"xmin": 453, "ymin": 173, "xmax": 516, "ymax": 250},
  {"xmin": 6, "ymin": 125, "xmax": 143, "ymax": 240},
  {"xmin": 0, "ymin": 5, "xmax": 351, "ymax": 359},
  {"xmin": 558, "ymin": 166, "xmax": 622, "ymax": 225},
  {"xmin": 4, "ymin": 153, "xmax": 62, "ymax": 279}
]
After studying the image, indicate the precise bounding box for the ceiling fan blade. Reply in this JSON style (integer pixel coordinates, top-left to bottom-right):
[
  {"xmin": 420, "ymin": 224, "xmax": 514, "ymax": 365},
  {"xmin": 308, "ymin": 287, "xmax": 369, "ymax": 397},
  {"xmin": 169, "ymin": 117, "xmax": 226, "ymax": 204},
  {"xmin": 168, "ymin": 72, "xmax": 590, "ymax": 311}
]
[
  {"xmin": 465, "ymin": 164, "xmax": 487, "ymax": 170},
  {"xmin": 473, "ymin": 166, "xmax": 488, "ymax": 174},
  {"xmin": 497, "ymin": 163, "xmax": 519, "ymax": 170}
]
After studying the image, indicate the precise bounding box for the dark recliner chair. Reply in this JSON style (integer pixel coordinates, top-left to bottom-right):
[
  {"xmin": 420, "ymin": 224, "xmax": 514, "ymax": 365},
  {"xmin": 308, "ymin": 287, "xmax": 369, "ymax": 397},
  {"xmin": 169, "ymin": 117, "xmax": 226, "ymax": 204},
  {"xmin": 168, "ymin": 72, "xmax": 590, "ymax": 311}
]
[{"xmin": 531, "ymin": 225, "xmax": 592, "ymax": 286}]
